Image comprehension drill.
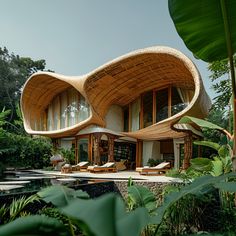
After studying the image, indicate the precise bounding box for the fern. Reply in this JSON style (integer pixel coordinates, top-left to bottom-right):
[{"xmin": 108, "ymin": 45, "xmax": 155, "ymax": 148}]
[{"xmin": 9, "ymin": 194, "xmax": 39, "ymax": 221}]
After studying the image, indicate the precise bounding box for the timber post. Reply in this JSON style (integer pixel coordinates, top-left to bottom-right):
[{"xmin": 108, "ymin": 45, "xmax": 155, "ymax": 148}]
[{"xmin": 183, "ymin": 133, "xmax": 192, "ymax": 169}]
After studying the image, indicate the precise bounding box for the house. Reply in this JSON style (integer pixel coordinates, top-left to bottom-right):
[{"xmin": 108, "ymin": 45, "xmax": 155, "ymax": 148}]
[{"xmin": 21, "ymin": 46, "xmax": 211, "ymax": 169}]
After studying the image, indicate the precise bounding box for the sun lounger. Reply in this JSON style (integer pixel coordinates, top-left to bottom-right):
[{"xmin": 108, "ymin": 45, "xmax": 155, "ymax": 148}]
[
  {"xmin": 61, "ymin": 164, "xmax": 72, "ymax": 173},
  {"xmin": 136, "ymin": 162, "xmax": 171, "ymax": 175},
  {"xmin": 87, "ymin": 162, "xmax": 117, "ymax": 173},
  {"xmin": 71, "ymin": 161, "xmax": 89, "ymax": 171}
]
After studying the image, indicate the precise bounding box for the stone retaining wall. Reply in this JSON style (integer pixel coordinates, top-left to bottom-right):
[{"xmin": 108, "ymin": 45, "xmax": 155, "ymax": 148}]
[{"xmin": 113, "ymin": 180, "xmax": 178, "ymax": 202}]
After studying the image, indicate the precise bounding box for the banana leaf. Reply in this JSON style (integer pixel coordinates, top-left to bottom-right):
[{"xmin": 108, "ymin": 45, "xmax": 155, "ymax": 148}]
[
  {"xmin": 194, "ymin": 140, "xmax": 221, "ymax": 151},
  {"xmin": 179, "ymin": 116, "xmax": 224, "ymax": 131},
  {"xmin": 0, "ymin": 215, "xmax": 68, "ymax": 236},
  {"xmin": 168, "ymin": 0, "xmax": 236, "ymax": 62},
  {"xmin": 190, "ymin": 158, "xmax": 212, "ymax": 172},
  {"xmin": 62, "ymin": 193, "xmax": 150, "ymax": 236},
  {"xmin": 37, "ymin": 185, "xmax": 89, "ymax": 208},
  {"xmin": 127, "ymin": 185, "xmax": 156, "ymax": 213}
]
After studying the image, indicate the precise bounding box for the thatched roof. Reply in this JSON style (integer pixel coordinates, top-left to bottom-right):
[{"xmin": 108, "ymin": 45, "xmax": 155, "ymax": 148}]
[{"xmin": 21, "ymin": 46, "xmax": 211, "ymax": 139}]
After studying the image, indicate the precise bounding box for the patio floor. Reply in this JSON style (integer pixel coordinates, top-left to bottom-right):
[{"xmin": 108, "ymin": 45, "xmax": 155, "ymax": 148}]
[{"xmin": 32, "ymin": 170, "xmax": 181, "ymax": 183}]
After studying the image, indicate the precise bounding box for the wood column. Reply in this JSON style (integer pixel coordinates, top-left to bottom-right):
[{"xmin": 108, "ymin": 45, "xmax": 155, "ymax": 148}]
[
  {"xmin": 75, "ymin": 138, "xmax": 78, "ymax": 164},
  {"xmin": 107, "ymin": 134, "xmax": 115, "ymax": 162},
  {"xmin": 93, "ymin": 133, "xmax": 102, "ymax": 165},
  {"xmin": 88, "ymin": 134, "xmax": 93, "ymax": 163},
  {"xmin": 183, "ymin": 133, "xmax": 192, "ymax": 169},
  {"xmin": 136, "ymin": 139, "xmax": 143, "ymax": 167}
]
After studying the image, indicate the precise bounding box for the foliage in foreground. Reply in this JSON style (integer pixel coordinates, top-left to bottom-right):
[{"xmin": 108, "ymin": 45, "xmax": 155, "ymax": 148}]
[{"xmin": 0, "ymin": 173, "xmax": 236, "ymax": 236}]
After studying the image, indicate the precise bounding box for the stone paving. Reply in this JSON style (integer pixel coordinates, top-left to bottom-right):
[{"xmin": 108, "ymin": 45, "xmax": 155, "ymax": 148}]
[{"xmin": 32, "ymin": 169, "xmax": 181, "ymax": 183}]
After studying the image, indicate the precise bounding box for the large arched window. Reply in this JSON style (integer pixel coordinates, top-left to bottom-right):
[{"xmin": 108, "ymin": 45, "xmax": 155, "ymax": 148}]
[{"xmin": 34, "ymin": 87, "xmax": 90, "ymax": 131}]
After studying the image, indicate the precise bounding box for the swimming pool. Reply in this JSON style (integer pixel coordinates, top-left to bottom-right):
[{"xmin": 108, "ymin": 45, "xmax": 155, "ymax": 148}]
[{"xmin": 0, "ymin": 170, "xmax": 111, "ymax": 195}]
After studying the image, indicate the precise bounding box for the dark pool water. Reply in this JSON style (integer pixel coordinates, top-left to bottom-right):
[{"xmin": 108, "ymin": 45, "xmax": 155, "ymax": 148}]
[{"xmin": 0, "ymin": 170, "xmax": 98, "ymax": 195}]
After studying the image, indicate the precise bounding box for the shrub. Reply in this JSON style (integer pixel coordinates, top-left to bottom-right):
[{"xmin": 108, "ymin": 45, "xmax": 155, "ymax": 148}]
[
  {"xmin": 147, "ymin": 158, "xmax": 162, "ymax": 167},
  {"xmin": 0, "ymin": 132, "xmax": 52, "ymax": 169}
]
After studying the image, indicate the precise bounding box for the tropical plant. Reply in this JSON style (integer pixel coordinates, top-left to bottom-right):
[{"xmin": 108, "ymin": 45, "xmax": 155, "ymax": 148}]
[
  {"xmin": 0, "ymin": 194, "xmax": 39, "ymax": 225},
  {"xmin": 178, "ymin": 116, "xmax": 232, "ymax": 140},
  {"xmin": 178, "ymin": 116, "xmax": 233, "ymax": 176},
  {"xmin": 204, "ymin": 108, "xmax": 233, "ymax": 143},
  {"xmin": 60, "ymin": 147, "xmax": 75, "ymax": 165},
  {"xmin": 0, "ymin": 215, "xmax": 69, "ymax": 236},
  {"xmin": 154, "ymin": 173, "xmax": 236, "ymax": 235},
  {"xmin": 0, "ymin": 132, "xmax": 52, "ymax": 169},
  {"xmin": 126, "ymin": 180, "xmax": 157, "ymax": 236},
  {"xmin": 39, "ymin": 185, "xmax": 150, "ymax": 236},
  {"xmin": 126, "ymin": 182, "xmax": 156, "ymax": 213},
  {"xmin": 0, "ymin": 174, "xmax": 236, "ymax": 235},
  {"xmin": 168, "ymin": 0, "xmax": 236, "ymax": 169},
  {"xmin": 147, "ymin": 158, "xmax": 162, "ymax": 167},
  {"xmin": 188, "ymin": 142, "xmax": 232, "ymax": 177}
]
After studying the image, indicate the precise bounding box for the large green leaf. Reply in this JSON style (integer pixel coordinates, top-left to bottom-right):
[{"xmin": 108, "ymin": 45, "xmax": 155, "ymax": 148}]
[
  {"xmin": 210, "ymin": 160, "xmax": 224, "ymax": 176},
  {"xmin": 214, "ymin": 182, "xmax": 236, "ymax": 192},
  {"xmin": 218, "ymin": 145, "xmax": 231, "ymax": 157},
  {"xmin": 190, "ymin": 158, "xmax": 212, "ymax": 172},
  {"xmin": 194, "ymin": 140, "xmax": 221, "ymax": 152},
  {"xmin": 127, "ymin": 185, "xmax": 156, "ymax": 213},
  {"xmin": 62, "ymin": 193, "xmax": 150, "ymax": 236},
  {"xmin": 168, "ymin": 0, "xmax": 236, "ymax": 62},
  {"xmin": 0, "ymin": 215, "xmax": 68, "ymax": 236},
  {"xmin": 37, "ymin": 185, "xmax": 89, "ymax": 208},
  {"xmin": 151, "ymin": 173, "xmax": 236, "ymax": 224},
  {"xmin": 178, "ymin": 116, "xmax": 224, "ymax": 131}
]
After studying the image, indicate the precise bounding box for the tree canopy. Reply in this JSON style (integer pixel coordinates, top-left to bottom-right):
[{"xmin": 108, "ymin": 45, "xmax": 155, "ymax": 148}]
[{"xmin": 0, "ymin": 47, "xmax": 47, "ymax": 124}]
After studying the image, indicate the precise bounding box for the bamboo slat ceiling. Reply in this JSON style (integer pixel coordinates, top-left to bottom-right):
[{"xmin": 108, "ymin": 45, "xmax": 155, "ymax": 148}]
[{"xmin": 21, "ymin": 46, "xmax": 211, "ymax": 139}]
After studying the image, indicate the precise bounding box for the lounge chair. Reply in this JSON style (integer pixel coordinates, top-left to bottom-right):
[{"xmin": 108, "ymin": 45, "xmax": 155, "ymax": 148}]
[
  {"xmin": 71, "ymin": 161, "xmax": 89, "ymax": 171},
  {"xmin": 87, "ymin": 162, "xmax": 117, "ymax": 173},
  {"xmin": 61, "ymin": 163, "xmax": 72, "ymax": 173},
  {"xmin": 136, "ymin": 162, "xmax": 171, "ymax": 175}
]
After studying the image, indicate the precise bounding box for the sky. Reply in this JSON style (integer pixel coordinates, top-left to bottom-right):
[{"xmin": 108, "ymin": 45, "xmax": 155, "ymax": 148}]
[{"xmin": 0, "ymin": 0, "xmax": 215, "ymax": 99}]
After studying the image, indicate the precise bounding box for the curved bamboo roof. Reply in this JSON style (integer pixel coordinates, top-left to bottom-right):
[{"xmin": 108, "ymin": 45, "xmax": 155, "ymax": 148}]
[{"xmin": 21, "ymin": 46, "xmax": 211, "ymax": 139}]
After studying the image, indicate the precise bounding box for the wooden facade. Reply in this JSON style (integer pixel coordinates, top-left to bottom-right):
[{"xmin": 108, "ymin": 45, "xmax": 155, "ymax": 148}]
[{"xmin": 21, "ymin": 46, "xmax": 211, "ymax": 169}]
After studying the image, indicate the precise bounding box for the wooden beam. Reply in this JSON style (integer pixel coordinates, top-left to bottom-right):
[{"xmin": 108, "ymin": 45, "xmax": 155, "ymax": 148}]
[
  {"xmin": 89, "ymin": 134, "xmax": 93, "ymax": 163},
  {"xmin": 183, "ymin": 133, "xmax": 192, "ymax": 169},
  {"xmin": 136, "ymin": 140, "xmax": 143, "ymax": 167}
]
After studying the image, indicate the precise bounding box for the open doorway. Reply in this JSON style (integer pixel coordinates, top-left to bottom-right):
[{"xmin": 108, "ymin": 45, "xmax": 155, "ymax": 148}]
[{"xmin": 77, "ymin": 137, "xmax": 89, "ymax": 162}]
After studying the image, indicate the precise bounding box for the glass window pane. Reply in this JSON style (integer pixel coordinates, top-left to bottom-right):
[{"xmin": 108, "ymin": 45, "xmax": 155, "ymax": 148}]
[
  {"xmin": 60, "ymin": 91, "xmax": 68, "ymax": 129},
  {"xmin": 131, "ymin": 98, "xmax": 140, "ymax": 131},
  {"xmin": 156, "ymin": 88, "xmax": 168, "ymax": 122},
  {"xmin": 143, "ymin": 91, "xmax": 153, "ymax": 128},
  {"xmin": 68, "ymin": 88, "xmax": 79, "ymax": 127},
  {"xmin": 78, "ymin": 96, "xmax": 90, "ymax": 123},
  {"xmin": 44, "ymin": 87, "xmax": 91, "ymax": 131},
  {"xmin": 53, "ymin": 96, "xmax": 60, "ymax": 130},
  {"xmin": 171, "ymin": 87, "xmax": 187, "ymax": 116},
  {"xmin": 47, "ymin": 104, "xmax": 53, "ymax": 131}
]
